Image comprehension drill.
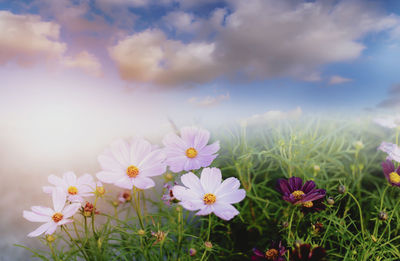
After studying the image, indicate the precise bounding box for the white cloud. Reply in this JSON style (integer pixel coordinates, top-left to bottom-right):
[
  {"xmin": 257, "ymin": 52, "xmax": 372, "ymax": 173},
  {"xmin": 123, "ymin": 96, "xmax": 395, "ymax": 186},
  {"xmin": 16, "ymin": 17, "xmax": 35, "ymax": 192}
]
[
  {"xmin": 62, "ymin": 51, "xmax": 103, "ymax": 77},
  {"xmin": 240, "ymin": 107, "xmax": 302, "ymax": 126},
  {"xmin": 329, "ymin": 75, "xmax": 353, "ymax": 85},
  {"xmin": 0, "ymin": 11, "xmax": 66, "ymax": 66},
  {"xmin": 188, "ymin": 92, "xmax": 229, "ymax": 107},
  {"xmin": 109, "ymin": 29, "xmax": 220, "ymax": 85},
  {"xmin": 163, "ymin": 11, "xmax": 201, "ymax": 33}
]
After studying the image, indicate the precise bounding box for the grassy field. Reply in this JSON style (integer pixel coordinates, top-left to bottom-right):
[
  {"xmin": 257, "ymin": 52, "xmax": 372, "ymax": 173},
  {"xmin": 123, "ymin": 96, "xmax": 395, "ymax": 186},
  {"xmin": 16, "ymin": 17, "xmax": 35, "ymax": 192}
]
[{"xmin": 18, "ymin": 117, "xmax": 400, "ymax": 260}]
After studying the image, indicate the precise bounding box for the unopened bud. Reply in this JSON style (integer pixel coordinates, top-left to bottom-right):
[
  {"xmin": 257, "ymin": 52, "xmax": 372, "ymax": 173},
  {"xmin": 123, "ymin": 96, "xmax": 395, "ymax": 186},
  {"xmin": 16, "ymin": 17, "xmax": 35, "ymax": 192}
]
[
  {"xmin": 96, "ymin": 186, "xmax": 105, "ymax": 196},
  {"xmin": 313, "ymin": 165, "xmax": 320, "ymax": 172},
  {"xmin": 189, "ymin": 248, "xmax": 197, "ymax": 256},
  {"xmin": 204, "ymin": 241, "xmax": 213, "ymax": 250},
  {"xmin": 354, "ymin": 141, "xmax": 364, "ymax": 150},
  {"xmin": 138, "ymin": 229, "xmax": 146, "ymax": 236},
  {"xmin": 327, "ymin": 197, "xmax": 335, "ymax": 205},
  {"xmin": 165, "ymin": 173, "xmax": 173, "ymax": 181},
  {"xmin": 46, "ymin": 234, "xmax": 55, "ymax": 243},
  {"xmin": 338, "ymin": 185, "xmax": 346, "ymax": 194},
  {"xmin": 379, "ymin": 211, "xmax": 388, "ymax": 221}
]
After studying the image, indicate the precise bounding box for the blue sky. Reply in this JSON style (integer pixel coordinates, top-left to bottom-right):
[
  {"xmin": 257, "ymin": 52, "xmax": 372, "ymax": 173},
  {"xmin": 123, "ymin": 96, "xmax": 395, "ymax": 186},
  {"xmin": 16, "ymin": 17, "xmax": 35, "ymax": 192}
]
[{"xmin": 0, "ymin": 0, "xmax": 400, "ymax": 130}]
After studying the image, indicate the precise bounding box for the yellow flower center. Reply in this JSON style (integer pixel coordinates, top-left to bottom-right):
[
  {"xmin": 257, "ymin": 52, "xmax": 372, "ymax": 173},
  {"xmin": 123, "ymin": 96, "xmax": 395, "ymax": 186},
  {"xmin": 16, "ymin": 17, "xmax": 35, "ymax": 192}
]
[
  {"xmin": 127, "ymin": 165, "xmax": 139, "ymax": 178},
  {"xmin": 52, "ymin": 212, "xmax": 63, "ymax": 222},
  {"xmin": 67, "ymin": 186, "xmax": 78, "ymax": 195},
  {"xmin": 302, "ymin": 201, "xmax": 313, "ymax": 208},
  {"xmin": 265, "ymin": 248, "xmax": 279, "ymax": 260},
  {"xmin": 96, "ymin": 186, "xmax": 105, "ymax": 195},
  {"xmin": 291, "ymin": 190, "xmax": 305, "ymax": 200},
  {"xmin": 186, "ymin": 147, "xmax": 198, "ymax": 158},
  {"xmin": 389, "ymin": 172, "xmax": 400, "ymax": 183},
  {"xmin": 203, "ymin": 193, "xmax": 216, "ymax": 205}
]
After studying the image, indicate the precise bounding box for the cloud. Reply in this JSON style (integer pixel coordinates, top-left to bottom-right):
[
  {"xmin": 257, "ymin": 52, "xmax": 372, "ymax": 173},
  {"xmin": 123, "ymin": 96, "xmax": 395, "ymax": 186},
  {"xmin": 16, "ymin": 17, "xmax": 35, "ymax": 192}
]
[
  {"xmin": 61, "ymin": 51, "xmax": 103, "ymax": 77},
  {"xmin": 109, "ymin": 29, "xmax": 220, "ymax": 85},
  {"xmin": 0, "ymin": 11, "xmax": 66, "ymax": 66},
  {"xmin": 329, "ymin": 75, "xmax": 353, "ymax": 85},
  {"xmin": 240, "ymin": 107, "xmax": 302, "ymax": 126},
  {"xmin": 377, "ymin": 84, "xmax": 400, "ymax": 108},
  {"xmin": 188, "ymin": 92, "xmax": 230, "ymax": 107},
  {"xmin": 115, "ymin": 0, "xmax": 399, "ymax": 86}
]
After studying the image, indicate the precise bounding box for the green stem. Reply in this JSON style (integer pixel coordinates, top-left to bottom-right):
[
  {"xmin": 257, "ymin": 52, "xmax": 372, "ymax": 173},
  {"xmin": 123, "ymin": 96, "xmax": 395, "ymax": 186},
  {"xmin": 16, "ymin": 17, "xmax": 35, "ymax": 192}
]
[
  {"xmin": 288, "ymin": 208, "xmax": 296, "ymax": 243},
  {"xmin": 347, "ymin": 192, "xmax": 365, "ymax": 239},
  {"xmin": 92, "ymin": 195, "xmax": 99, "ymax": 238},
  {"xmin": 47, "ymin": 242, "xmax": 58, "ymax": 261},
  {"xmin": 62, "ymin": 226, "xmax": 89, "ymax": 260},
  {"xmin": 73, "ymin": 221, "xmax": 81, "ymax": 242},
  {"xmin": 200, "ymin": 215, "xmax": 212, "ymax": 261},
  {"xmin": 373, "ymin": 185, "xmax": 389, "ymax": 237},
  {"xmin": 132, "ymin": 187, "xmax": 145, "ymax": 229}
]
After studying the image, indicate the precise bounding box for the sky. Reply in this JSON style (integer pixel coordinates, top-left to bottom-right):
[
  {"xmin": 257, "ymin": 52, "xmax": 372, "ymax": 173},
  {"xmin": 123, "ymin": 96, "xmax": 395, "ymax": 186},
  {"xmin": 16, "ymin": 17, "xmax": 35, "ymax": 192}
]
[{"xmin": 0, "ymin": 0, "xmax": 400, "ymax": 258}]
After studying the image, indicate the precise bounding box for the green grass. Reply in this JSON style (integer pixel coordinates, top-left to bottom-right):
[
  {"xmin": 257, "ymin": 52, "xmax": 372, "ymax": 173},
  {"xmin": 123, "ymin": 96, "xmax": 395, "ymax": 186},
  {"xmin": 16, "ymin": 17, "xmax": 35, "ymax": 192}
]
[{"xmin": 17, "ymin": 117, "xmax": 400, "ymax": 260}]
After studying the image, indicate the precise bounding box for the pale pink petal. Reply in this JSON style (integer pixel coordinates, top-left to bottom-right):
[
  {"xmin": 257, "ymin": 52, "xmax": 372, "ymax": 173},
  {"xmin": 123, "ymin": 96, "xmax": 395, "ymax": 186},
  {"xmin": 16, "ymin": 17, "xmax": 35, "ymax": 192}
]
[
  {"xmin": 23, "ymin": 211, "xmax": 51, "ymax": 222},
  {"xmin": 110, "ymin": 139, "xmax": 130, "ymax": 166},
  {"xmin": 132, "ymin": 177, "xmax": 155, "ymax": 190},
  {"xmin": 68, "ymin": 195, "xmax": 84, "ymax": 203},
  {"xmin": 114, "ymin": 176, "xmax": 134, "ymax": 189},
  {"xmin": 31, "ymin": 206, "xmax": 54, "ymax": 216},
  {"xmin": 180, "ymin": 200, "xmax": 204, "ymax": 211},
  {"xmin": 213, "ymin": 203, "xmax": 239, "ymax": 221},
  {"xmin": 96, "ymin": 170, "xmax": 124, "ymax": 184},
  {"xmin": 28, "ymin": 222, "xmax": 53, "ymax": 237},
  {"xmin": 48, "ymin": 175, "xmax": 66, "ymax": 188},
  {"xmin": 217, "ymin": 189, "xmax": 246, "ymax": 204},
  {"xmin": 57, "ymin": 219, "xmax": 73, "ymax": 226},
  {"xmin": 180, "ymin": 172, "xmax": 204, "ymax": 196},
  {"xmin": 215, "ymin": 177, "xmax": 241, "ymax": 196},
  {"xmin": 193, "ymin": 128, "xmax": 210, "ymax": 149},
  {"xmin": 183, "ymin": 158, "xmax": 201, "ymax": 171},
  {"xmin": 162, "ymin": 132, "xmax": 187, "ymax": 150},
  {"xmin": 62, "ymin": 203, "xmax": 81, "ymax": 218},
  {"xmin": 195, "ymin": 205, "xmax": 213, "ymax": 216},
  {"xmin": 98, "ymin": 155, "xmax": 123, "ymax": 171},
  {"xmin": 198, "ymin": 141, "xmax": 220, "ymax": 156},
  {"xmin": 166, "ymin": 156, "xmax": 187, "ymax": 173},
  {"xmin": 139, "ymin": 163, "xmax": 166, "ymax": 177},
  {"xmin": 180, "ymin": 126, "xmax": 197, "ymax": 147},
  {"xmin": 43, "ymin": 186, "xmax": 54, "ymax": 194},
  {"xmin": 200, "ymin": 168, "xmax": 222, "ymax": 193},
  {"xmin": 63, "ymin": 172, "xmax": 77, "ymax": 186},
  {"xmin": 130, "ymin": 138, "xmax": 152, "ymax": 165},
  {"xmin": 196, "ymin": 154, "xmax": 218, "ymax": 168},
  {"xmin": 173, "ymin": 185, "xmax": 202, "ymax": 201},
  {"xmin": 45, "ymin": 223, "xmax": 59, "ymax": 235},
  {"xmin": 77, "ymin": 174, "xmax": 94, "ymax": 186},
  {"xmin": 52, "ymin": 187, "xmax": 66, "ymax": 212}
]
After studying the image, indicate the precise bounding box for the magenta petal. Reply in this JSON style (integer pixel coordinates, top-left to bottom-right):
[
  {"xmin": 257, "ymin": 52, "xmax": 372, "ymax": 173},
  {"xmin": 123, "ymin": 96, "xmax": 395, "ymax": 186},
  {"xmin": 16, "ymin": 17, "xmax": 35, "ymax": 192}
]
[
  {"xmin": 302, "ymin": 180, "xmax": 316, "ymax": 193},
  {"xmin": 288, "ymin": 177, "xmax": 303, "ymax": 190}
]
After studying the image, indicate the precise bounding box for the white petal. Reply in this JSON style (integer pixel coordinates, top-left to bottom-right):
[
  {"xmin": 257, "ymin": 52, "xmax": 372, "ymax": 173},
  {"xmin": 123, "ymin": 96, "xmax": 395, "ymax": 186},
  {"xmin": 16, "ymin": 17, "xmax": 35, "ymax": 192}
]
[
  {"xmin": 31, "ymin": 206, "xmax": 54, "ymax": 216},
  {"xmin": 213, "ymin": 203, "xmax": 239, "ymax": 221},
  {"xmin": 23, "ymin": 210, "xmax": 51, "ymax": 222},
  {"xmin": 130, "ymin": 138, "xmax": 152, "ymax": 165},
  {"xmin": 200, "ymin": 167, "xmax": 221, "ymax": 193},
  {"xmin": 215, "ymin": 177, "xmax": 241, "ymax": 196},
  {"xmin": 195, "ymin": 205, "xmax": 213, "ymax": 216},
  {"xmin": 96, "ymin": 170, "xmax": 124, "ymax": 183},
  {"xmin": 62, "ymin": 203, "xmax": 81, "ymax": 218},
  {"xmin": 193, "ymin": 128, "xmax": 210, "ymax": 149},
  {"xmin": 45, "ymin": 223, "xmax": 59, "ymax": 235},
  {"xmin": 198, "ymin": 141, "xmax": 219, "ymax": 156},
  {"xmin": 173, "ymin": 185, "xmax": 201, "ymax": 201},
  {"xmin": 180, "ymin": 126, "xmax": 197, "ymax": 147},
  {"xmin": 218, "ymin": 189, "xmax": 246, "ymax": 204},
  {"xmin": 180, "ymin": 172, "xmax": 204, "ymax": 196},
  {"xmin": 52, "ymin": 187, "xmax": 66, "ymax": 212},
  {"xmin": 166, "ymin": 156, "xmax": 187, "ymax": 173},
  {"xmin": 63, "ymin": 172, "xmax": 77, "ymax": 186},
  {"xmin": 98, "ymin": 155, "xmax": 123, "ymax": 171},
  {"xmin": 114, "ymin": 176, "xmax": 134, "ymax": 189},
  {"xmin": 132, "ymin": 177, "xmax": 155, "ymax": 190},
  {"xmin": 48, "ymin": 175, "xmax": 66, "ymax": 187},
  {"xmin": 180, "ymin": 200, "xmax": 204, "ymax": 211},
  {"xmin": 27, "ymin": 222, "xmax": 53, "ymax": 237},
  {"xmin": 57, "ymin": 219, "xmax": 73, "ymax": 226},
  {"xmin": 110, "ymin": 139, "xmax": 130, "ymax": 166},
  {"xmin": 162, "ymin": 132, "xmax": 187, "ymax": 150}
]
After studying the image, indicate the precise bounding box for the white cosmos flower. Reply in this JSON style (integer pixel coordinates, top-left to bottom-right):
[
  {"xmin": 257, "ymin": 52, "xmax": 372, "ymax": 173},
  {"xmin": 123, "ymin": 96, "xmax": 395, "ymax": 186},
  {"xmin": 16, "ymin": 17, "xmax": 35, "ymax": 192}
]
[
  {"xmin": 374, "ymin": 116, "xmax": 400, "ymax": 129},
  {"xmin": 378, "ymin": 142, "xmax": 400, "ymax": 162},
  {"xmin": 43, "ymin": 172, "xmax": 96, "ymax": 203},
  {"xmin": 172, "ymin": 167, "xmax": 246, "ymax": 221},
  {"xmin": 96, "ymin": 138, "xmax": 166, "ymax": 190},
  {"xmin": 23, "ymin": 188, "xmax": 80, "ymax": 237}
]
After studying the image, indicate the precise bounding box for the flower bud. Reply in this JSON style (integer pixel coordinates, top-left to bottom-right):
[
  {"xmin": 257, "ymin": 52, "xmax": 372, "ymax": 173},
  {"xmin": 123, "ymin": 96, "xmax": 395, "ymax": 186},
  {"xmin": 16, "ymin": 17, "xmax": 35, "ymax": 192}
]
[
  {"xmin": 96, "ymin": 186, "xmax": 105, "ymax": 196},
  {"xmin": 379, "ymin": 211, "xmax": 388, "ymax": 221},
  {"xmin": 338, "ymin": 185, "xmax": 346, "ymax": 194},
  {"xmin": 112, "ymin": 201, "xmax": 119, "ymax": 207},
  {"xmin": 327, "ymin": 197, "xmax": 335, "ymax": 205},
  {"xmin": 281, "ymin": 221, "xmax": 289, "ymax": 228},
  {"xmin": 189, "ymin": 248, "xmax": 197, "ymax": 256},
  {"xmin": 354, "ymin": 141, "xmax": 364, "ymax": 150},
  {"xmin": 46, "ymin": 234, "xmax": 55, "ymax": 243},
  {"xmin": 313, "ymin": 165, "xmax": 320, "ymax": 172},
  {"xmin": 204, "ymin": 241, "xmax": 213, "ymax": 250},
  {"xmin": 138, "ymin": 229, "xmax": 146, "ymax": 236},
  {"xmin": 165, "ymin": 172, "xmax": 173, "ymax": 181}
]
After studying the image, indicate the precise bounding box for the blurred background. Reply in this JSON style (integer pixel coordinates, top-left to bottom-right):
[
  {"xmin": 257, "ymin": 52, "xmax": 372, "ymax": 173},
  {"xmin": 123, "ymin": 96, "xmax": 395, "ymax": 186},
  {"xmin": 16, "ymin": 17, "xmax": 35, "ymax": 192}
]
[{"xmin": 1, "ymin": 0, "xmax": 400, "ymax": 259}]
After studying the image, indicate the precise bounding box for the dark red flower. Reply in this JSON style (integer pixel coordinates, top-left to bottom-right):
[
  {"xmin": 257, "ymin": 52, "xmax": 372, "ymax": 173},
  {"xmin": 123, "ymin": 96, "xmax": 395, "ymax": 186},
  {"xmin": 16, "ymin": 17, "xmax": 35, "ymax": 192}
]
[
  {"xmin": 290, "ymin": 244, "xmax": 326, "ymax": 261},
  {"xmin": 382, "ymin": 159, "xmax": 400, "ymax": 187},
  {"xmin": 277, "ymin": 177, "xmax": 326, "ymax": 208},
  {"xmin": 252, "ymin": 241, "xmax": 286, "ymax": 261}
]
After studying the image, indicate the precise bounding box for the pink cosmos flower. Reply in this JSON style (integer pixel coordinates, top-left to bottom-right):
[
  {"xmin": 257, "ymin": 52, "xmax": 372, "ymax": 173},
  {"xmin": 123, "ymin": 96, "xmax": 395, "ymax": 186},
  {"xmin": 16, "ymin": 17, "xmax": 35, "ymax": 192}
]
[
  {"xmin": 374, "ymin": 116, "xmax": 400, "ymax": 129},
  {"xmin": 96, "ymin": 138, "xmax": 166, "ymax": 190},
  {"xmin": 23, "ymin": 188, "xmax": 80, "ymax": 237},
  {"xmin": 378, "ymin": 142, "xmax": 400, "ymax": 162},
  {"xmin": 163, "ymin": 126, "xmax": 220, "ymax": 172},
  {"xmin": 172, "ymin": 167, "xmax": 246, "ymax": 221},
  {"xmin": 43, "ymin": 172, "xmax": 96, "ymax": 203}
]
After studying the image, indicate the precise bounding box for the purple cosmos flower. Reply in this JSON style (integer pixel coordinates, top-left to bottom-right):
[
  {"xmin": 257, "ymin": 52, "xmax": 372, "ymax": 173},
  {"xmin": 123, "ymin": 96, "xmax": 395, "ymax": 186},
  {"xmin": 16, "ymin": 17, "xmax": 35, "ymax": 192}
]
[
  {"xmin": 290, "ymin": 244, "xmax": 326, "ymax": 261},
  {"xmin": 378, "ymin": 142, "xmax": 400, "ymax": 162},
  {"xmin": 172, "ymin": 167, "xmax": 246, "ymax": 221},
  {"xmin": 252, "ymin": 241, "xmax": 286, "ymax": 261},
  {"xmin": 96, "ymin": 138, "xmax": 166, "ymax": 190},
  {"xmin": 276, "ymin": 177, "xmax": 326, "ymax": 209},
  {"xmin": 162, "ymin": 126, "xmax": 220, "ymax": 173},
  {"xmin": 381, "ymin": 159, "xmax": 400, "ymax": 187}
]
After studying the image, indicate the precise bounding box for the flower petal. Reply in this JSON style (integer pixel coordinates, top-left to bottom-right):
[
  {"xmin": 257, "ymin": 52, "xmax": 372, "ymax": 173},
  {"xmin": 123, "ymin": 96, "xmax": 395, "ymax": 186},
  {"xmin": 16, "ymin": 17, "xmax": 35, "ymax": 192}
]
[
  {"xmin": 173, "ymin": 185, "xmax": 201, "ymax": 201},
  {"xmin": 48, "ymin": 175, "xmax": 66, "ymax": 188},
  {"xmin": 45, "ymin": 223, "xmax": 59, "ymax": 235},
  {"xmin": 195, "ymin": 205, "xmax": 213, "ymax": 216},
  {"xmin": 114, "ymin": 176, "xmax": 134, "ymax": 189},
  {"xmin": 62, "ymin": 203, "xmax": 81, "ymax": 218},
  {"xmin": 96, "ymin": 170, "xmax": 124, "ymax": 184},
  {"xmin": 212, "ymin": 203, "xmax": 239, "ymax": 221},
  {"xmin": 27, "ymin": 222, "xmax": 53, "ymax": 237},
  {"xmin": 180, "ymin": 126, "xmax": 198, "ymax": 147},
  {"xmin": 132, "ymin": 177, "xmax": 155, "ymax": 190},
  {"xmin": 162, "ymin": 132, "xmax": 187, "ymax": 151},
  {"xmin": 302, "ymin": 180, "xmax": 316, "ymax": 193},
  {"xmin": 198, "ymin": 141, "xmax": 219, "ymax": 156},
  {"xmin": 110, "ymin": 139, "xmax": 130, "ymax": 166},
  {"xmin": 288, "ymin": 177, "xmax": 303, "ymax": 191},
  {"xmin": 180, "ymin": 172, "xmax": 204, "ymax": 196},
  {"xmin": 217, "ymin": 189, "xmax": 246, "ymax": 204},
  {"xmin": 63, "ymin": 172, "xmax": 77, "ymax": 186},
  {"xmin": 52, "ymin": 187, "xmax": 66, "ymax": 213},
  {"xmin": 200, "ymin": 167, "xmax": 221, "ymax": 193},
  {"xmin": 193, "ymin": 128, "xmax": 210, "ymax": 149},
  {"xmin": 98, "ymin": 155, "xmax": 123, "ymax": 171},
  {"xmin": 130, "ymin": 138, "xmax": 153, "ymax": 165},
  {"xmin": 215, "ymin": 177, "xmax": 240, "ymax": 197},
  {"xmin": 180, "ymin": 200, "xmax": 204, "ymax": 211},
  {"xmin": 23, "ymin": 210, "xmax": 51, "ymax": 222}
]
